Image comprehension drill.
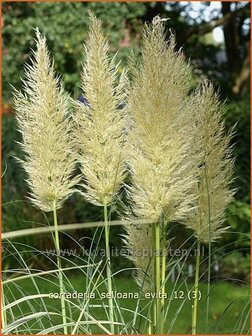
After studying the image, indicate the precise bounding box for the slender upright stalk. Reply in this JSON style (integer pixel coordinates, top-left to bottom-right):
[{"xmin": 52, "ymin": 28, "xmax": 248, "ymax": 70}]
[
  {"xmin": 103, "ymin": 202, "xmax": 114, "ymax": 334},
  {"xmin": 192, "ymin": 239, "xmax": 201, "ymax": 335},
  {"xmin": 205, "ymin": 240, "xmax": 211, "ymax": 332},
  {"xmin": 147, "ymin": 319, "xmax": 152, "ymax": 335},
  {"xmin": 1, "ymin": 282, "xmax": 7, "ymax": 330},
  {"xmin": 151, "ymin": 218, "xmax": 166, "ymax": 334},
  {"xmin": 52, "ymin": 201, "xmax": 67, "ymax": 335},
  {"xmin": 152, "ymin": 301, "xmax": 157, "ymax": 334},
  {"xmin": 152, "ymin": 225, "xmax": 157, "ymax": 333},
  {"xmin": 204, "ymin": 169, "xmax": 211, "ymax": 333},
  {"xmin": 155, "ymin": 221, "xmax": 161, "ymax": 333},
  {"xmin": 147, "ymin": 303, "xmax": 153, "ymax": 335},
  {"xmin": 160, "ymin": 218, "xmax": 166, "ymax": 334}
]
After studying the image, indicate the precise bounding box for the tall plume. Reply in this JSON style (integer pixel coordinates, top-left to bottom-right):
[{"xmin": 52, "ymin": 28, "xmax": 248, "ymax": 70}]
[
  {"xmin": 74, "ymin": 12, "xmax": 127, "ymax": 207},
  {"xmin": 125, "ymin": 17, "xmax": 196, "ymax": 223},
  {"xmin": 185, "ymin": 82, "xmax": 235, "ymax": 242},
  {"xmin": 13, "ymin": 29, "xmax": 79, "ymax": 212}
]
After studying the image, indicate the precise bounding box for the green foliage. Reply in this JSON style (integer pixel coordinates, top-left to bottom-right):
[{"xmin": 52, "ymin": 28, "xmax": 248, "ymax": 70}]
[
  {"xmin": 221, "ymin": 99, "xmax": 250, "ymax": 262},
  {"xmin": 2, "ymin": 116, "xmax": 28, "ymax": 231},
  {"xmin": 2, "ymin": 2, "xmax": 145, "ymax": 101},
  {"xmin": 227, "ymin": 201, "xmax": 250, "ymax": 238},
  {"xmin": 221, "ymin": 252, "xmax": 250, "ymax": 282},
  {"xmin": 224, "ymin": 99, "xmax": 250, "ymax": 202}
]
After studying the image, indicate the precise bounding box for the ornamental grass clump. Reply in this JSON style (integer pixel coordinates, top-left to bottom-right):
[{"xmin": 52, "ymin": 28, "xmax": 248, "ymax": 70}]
[
  {"xmin": 10, "ymin": 14, "xmax": 238, "ymax": 336},
  {"xmin": 74, "ymin": 12, "xmax": 127, "ymax": 333},
  {"xmin": 13, "ymin": 29, "xmax": 80, "ymax": 334},
  {"xmin": 124, "ymin": 16, "xmax": 196, "ymax": 334},
  {"xmin": 185, "ymin": 82, "xmax": 235, "ymax": 335}
]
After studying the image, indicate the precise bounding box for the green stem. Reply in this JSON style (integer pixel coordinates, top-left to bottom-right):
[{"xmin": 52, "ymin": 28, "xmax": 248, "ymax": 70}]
[
  {"xmin": 192, "ymin": 240, "xmax": 201, "ymax": 335},
  {"xmin": 205, "ymin": 240, "xmax": 211, "ymax": 331},
  {"xmin": 103, "ymin": 203, "xmax": 114, "ymax": 334},
  {"xmin": 160, "ymin": 219, "xmax": 166, "ymax": 334},
  {"xmin": 52, "ymin": 201, "xmax": 67, "ymax": 335},
  {"xmin": 147, "ymin": 309, "xmax": 153, "ymax": 335},
  {"xmin": 155, "ymin": 221, "xmax": 161, "ymax": 334},
  {"xmin": 152, "ymin": 224, "xmax": 157, "ymax": 333},
  {"xmin": 204, "ymin": 168, "xmax": 211, "ymax": 333},
  {"xmin": 1, "ymin": 282, "xmax": 7, "ymax": 330}
]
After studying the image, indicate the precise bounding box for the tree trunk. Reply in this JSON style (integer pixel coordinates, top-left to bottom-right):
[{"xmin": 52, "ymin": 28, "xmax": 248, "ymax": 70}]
[{"xmin": 221, "ymin": 2, "xmax": 241, "ymax": 77}]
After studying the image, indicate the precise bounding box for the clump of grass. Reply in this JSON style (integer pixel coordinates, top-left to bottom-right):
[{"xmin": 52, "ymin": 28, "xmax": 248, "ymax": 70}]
[
  {"xmin": 74, "ymin": 12, "xmax": 127, "ymax": 333},
  {"xmin": 9, "ymin": 12, "xmax": 239, "ymax": 336}
]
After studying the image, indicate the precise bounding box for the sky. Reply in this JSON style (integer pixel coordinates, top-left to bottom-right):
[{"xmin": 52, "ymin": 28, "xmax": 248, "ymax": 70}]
[
  {"xmin": 179, "ymin": 1, "xmax": 250, "ymax": 43},
  {"xmin": 180, "ymin": 1, "xmax": 224, "ymax": 43}
]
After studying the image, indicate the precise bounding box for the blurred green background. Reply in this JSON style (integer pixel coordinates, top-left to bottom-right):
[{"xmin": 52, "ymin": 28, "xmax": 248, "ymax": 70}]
[{"xmin": 2, "ymin": 2, "xmax": 250, "ymax": 280}]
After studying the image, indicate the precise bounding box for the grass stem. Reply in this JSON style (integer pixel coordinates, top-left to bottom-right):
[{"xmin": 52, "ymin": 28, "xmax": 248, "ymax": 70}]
[
  {"xmin": 192, "ymin": 239, "xmax": 201, "ymax": 335},
  {"xmin": 155, "ymin": 221, "xmax": 161, "ymax": 333},
  {"xmin": 52, "ymin": 201, "xmax": 67, "ymax": 335},
  {"xmin": 103, "ymin": 202, "xmax": 114, "ymax": 334},
  {"xmin": 151, "ymin": 224, "xmax": 157, "ymax": 333},
  {"xmin": 205, "ymin": 239, "xmax": 211, "ymax": 332},
  {"xmin": 204, "ymin": 169, "xmax": 211, "ymax": 333},
  {"xmin": 147, "ymin": 313, "xmax": 152, "ymax": 335},
  {"xmin": 1, "ymin": 282, "xmax": 7, "ymax": 330},
  {"xmin": 160, "ymin": 218, "xmax": 166, "ymax": 334}
]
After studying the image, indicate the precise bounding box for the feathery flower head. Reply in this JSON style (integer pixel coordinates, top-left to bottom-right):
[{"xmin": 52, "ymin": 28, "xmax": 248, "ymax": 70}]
[
  {"xmin": 126, "ymin": 16, "xmax": 196, "ymax": 223},
  {"xmin": 185, "ymin": 81, "xmax": 235, "ymax": 242},
  {"xmin": 13, "ymin": 29, "xmax": 80, "ymax": 212},
  {"xmin": 74, "ymin": 12, "xmax": 127, "ymax": 206}
]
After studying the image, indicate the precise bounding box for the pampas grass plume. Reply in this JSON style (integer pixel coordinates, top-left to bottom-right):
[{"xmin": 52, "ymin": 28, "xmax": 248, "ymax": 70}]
[
  {"xmin": 126, "ymin": 17, "xmax": 196, "ymax": 224},
  {"xmin": 124, "ymin": 16, "xmax": 196, "ymax": 292},
  {"xmin": 185, "ymin": 81, "xmax": 235, "ymax": 242},
  {"xmin": 74, "ymin": 12, "xmax": 127, "ymax": 207},
  {"xmin": 13, "ymin": 29, "xmax": 79, "ymax": 212}
]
